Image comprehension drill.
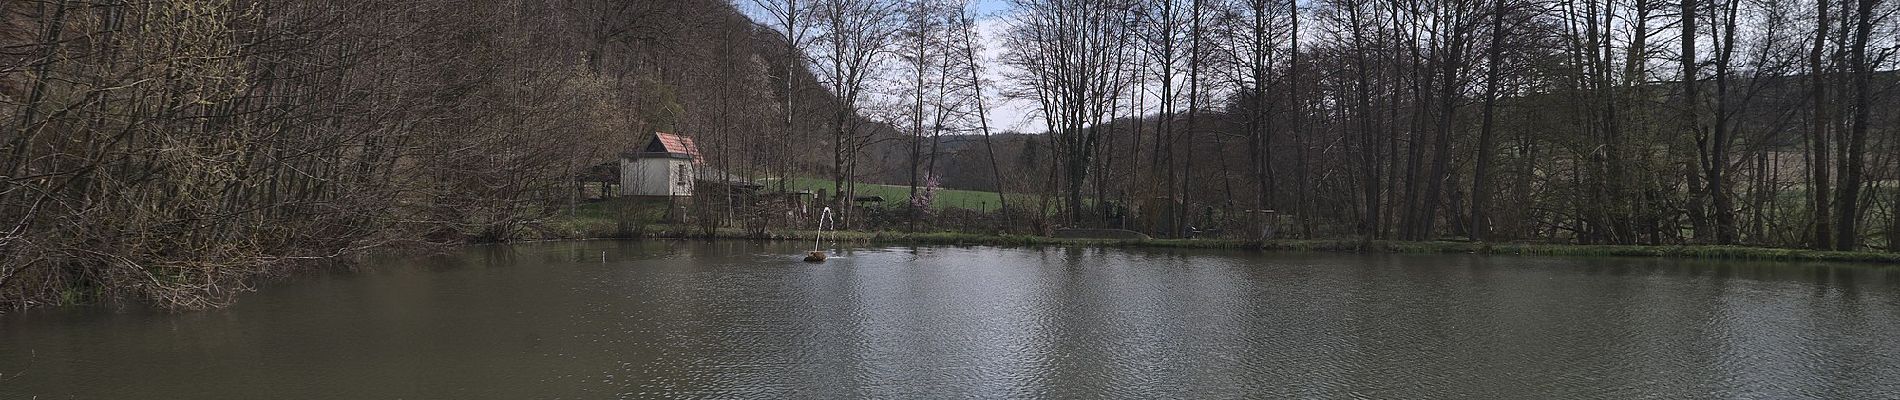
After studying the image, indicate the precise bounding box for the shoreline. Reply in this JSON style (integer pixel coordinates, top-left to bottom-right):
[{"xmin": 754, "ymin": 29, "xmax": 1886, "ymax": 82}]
[
  {"xmin": 18, "ymin": 228, "xmax": 1891, "ymax": 311},
  {"xmin": 522, "ymin": 226, "xmax": 1900, "ymax": 265}
]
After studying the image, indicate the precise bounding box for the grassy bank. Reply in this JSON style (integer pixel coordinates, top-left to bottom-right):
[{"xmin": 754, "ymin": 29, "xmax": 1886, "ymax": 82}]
[
  {"xmin": 524, "ymin": 222, "xmax": 1900, "ymax": 265},
  {"xmin": 779, "ymin": 177, "xmax": 1031, "ymax": 211}
]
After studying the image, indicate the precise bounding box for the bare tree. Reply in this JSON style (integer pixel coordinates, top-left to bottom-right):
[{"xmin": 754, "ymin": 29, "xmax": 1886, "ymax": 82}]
[{"xmin": 1003, "ymin": 0, "xmax": 1137, "ymax": 225}]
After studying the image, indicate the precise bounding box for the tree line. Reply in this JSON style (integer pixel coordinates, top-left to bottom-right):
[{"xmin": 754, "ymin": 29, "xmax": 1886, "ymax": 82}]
[
  {"xmin": 0, "ymin": 0, "xmax": 826, "ymax": 310},
  {"xmin": 772, "ymin": 0, "xmax": 1896, "ymax": 248}
]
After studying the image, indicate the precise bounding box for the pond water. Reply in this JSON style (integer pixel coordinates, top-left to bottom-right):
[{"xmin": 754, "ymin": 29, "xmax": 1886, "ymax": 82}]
[{"xmin": 3, "ymin": 241, "xmax": 1899, "ymax": 398}]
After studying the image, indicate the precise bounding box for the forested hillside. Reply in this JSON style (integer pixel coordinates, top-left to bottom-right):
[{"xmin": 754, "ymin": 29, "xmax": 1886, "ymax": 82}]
[{"xmin": 0, "ymin": 0, "xmax": 861, "ymax": 309}]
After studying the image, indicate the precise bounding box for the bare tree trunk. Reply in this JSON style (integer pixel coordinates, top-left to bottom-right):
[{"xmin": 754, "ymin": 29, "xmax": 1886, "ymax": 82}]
[
  {"xmin": 1706, "ymin": 0, "xmax": 1739, "ymax": 244},
  {"xmin": 1471, "ymin": 0, "xmax": 1507, "ymax": 242},
  {"xmin": 1801, "ymin": 0, "xmax": 1831, "ymax": 248},
  {"xmin": 1680, "ymin": 0, "xmax": 1706, "ymax": 244},
  {"xmin": 1288, "ymin": 0, "xmax": 1312, "ymax": 238},
  {"xmin": 1346, "ymin": 0, "xmax": 1380, "ymax": 239},
  {"xmin": 957, "ymin": 11, "xmax": 1009, "ymax": 227},
  {"xmin": 1418, "ymin": 1, "xmax": 1473, "ymax": 241},
  {"xmin": 1181, "ymin": 0, "xmax": 1205, "ymax": 237},
  {"xmin": 906, "ymin": 0, "xmax": 927, "ymax": 232},
  {"xmin": 1396, "ymin": 0, "xmax": 1429, "ymax": 240},
  {"xmin": 1833, "ymin": 0, "xmax": 1875, "ymax": 250}
]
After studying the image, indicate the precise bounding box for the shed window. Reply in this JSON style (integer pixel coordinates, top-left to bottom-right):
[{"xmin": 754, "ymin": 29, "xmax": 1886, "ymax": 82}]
[{"xmin": 676, "ymin": 164, "xmax": 689, "ymax": 186}]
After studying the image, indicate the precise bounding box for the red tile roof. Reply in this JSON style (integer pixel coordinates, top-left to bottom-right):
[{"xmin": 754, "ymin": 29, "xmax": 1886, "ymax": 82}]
[{"xmin": 652, "ymin": 132, "xmax": 703, "ymax": 163}]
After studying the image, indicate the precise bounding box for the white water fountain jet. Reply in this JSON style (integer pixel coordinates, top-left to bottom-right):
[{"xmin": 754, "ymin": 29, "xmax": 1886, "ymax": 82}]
[{"xmin": 805, "ymin": 207, "xmax": 835, "ymax": 262}]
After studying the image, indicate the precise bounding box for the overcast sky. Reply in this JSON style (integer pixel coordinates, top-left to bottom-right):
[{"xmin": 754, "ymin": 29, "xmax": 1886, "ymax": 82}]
[{"xmin": 738, "ymin": 0, "xmax": 1046, "ymax": 134}]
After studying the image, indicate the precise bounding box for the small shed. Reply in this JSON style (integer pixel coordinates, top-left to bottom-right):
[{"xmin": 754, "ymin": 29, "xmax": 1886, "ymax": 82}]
[{"xmin": 620, "ymin": 132, "xmax": 702, "ymax": 197}]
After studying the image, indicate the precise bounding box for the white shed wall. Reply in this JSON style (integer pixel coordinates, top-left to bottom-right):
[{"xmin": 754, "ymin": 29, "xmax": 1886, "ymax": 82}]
[{"xmin": 620, "ymin": 157, "xmax": 693, "ymax": 196}]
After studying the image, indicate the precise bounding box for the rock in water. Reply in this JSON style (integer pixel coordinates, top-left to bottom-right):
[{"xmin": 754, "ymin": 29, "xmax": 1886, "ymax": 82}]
[{"xmin": 804, "ymin": 251, "xmax": 827, "ymax": 263}]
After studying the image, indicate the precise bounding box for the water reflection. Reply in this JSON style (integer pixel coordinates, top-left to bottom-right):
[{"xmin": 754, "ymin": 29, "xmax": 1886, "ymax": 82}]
[{"xmin": 3, "ymin": 242, "xmax": 1897, "ymax": 398}]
